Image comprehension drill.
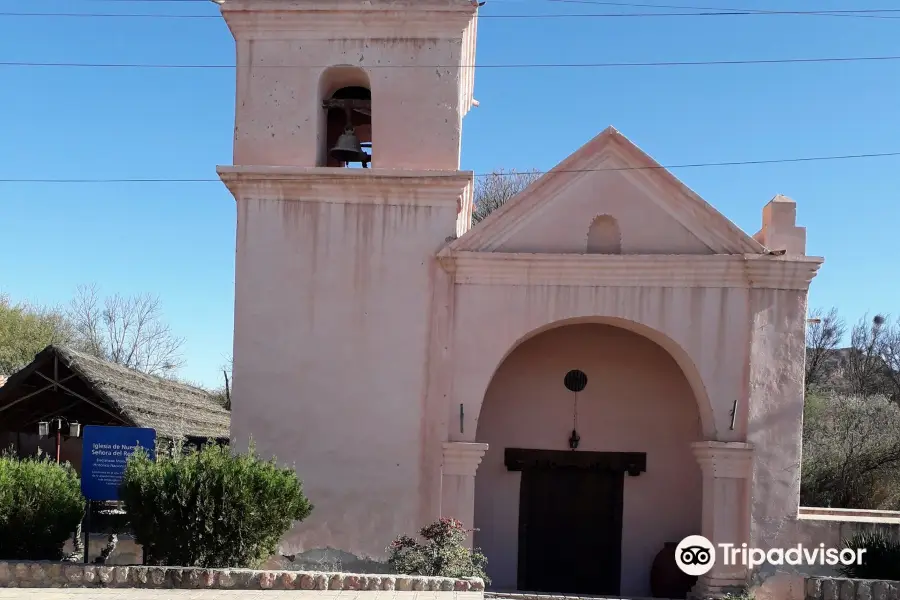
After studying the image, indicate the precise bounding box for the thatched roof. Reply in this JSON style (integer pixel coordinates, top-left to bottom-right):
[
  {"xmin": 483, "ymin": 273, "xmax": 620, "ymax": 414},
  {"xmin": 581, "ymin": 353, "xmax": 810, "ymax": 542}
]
[{"xmin": 0, "ymin": 345, "xmax": 230, "ymax": 440}]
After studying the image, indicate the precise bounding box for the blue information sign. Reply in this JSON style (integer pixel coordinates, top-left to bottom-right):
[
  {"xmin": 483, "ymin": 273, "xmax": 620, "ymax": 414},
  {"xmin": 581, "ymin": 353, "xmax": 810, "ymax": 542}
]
[{"xmin": 81, "ymin": 425, "xmax": 156, "ymax": 501}]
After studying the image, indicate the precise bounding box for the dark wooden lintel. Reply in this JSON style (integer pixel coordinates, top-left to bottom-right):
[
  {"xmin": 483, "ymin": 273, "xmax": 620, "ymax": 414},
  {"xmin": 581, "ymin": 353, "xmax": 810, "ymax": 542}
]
[
  {"xmin": 504, "ymin": 447, "xmax": 647, "ymax": 475},
  {"xmin": 322, "ymin": 98, "xmax": 371, "ymax": 111}
]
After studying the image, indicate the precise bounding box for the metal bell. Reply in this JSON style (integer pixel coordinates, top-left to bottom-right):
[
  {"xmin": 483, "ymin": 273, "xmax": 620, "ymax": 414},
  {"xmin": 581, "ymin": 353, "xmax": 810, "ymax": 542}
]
[{"xmin": 330, "ymin": 127, "xmax": 365, "ymax": 164}]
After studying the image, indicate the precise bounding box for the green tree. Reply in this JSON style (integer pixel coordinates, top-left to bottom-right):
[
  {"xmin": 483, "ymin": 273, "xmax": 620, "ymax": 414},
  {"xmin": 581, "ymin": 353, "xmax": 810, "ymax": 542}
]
[{"xmin": 0, "ymin": 294, "xmax": 73, "ymax": 376}]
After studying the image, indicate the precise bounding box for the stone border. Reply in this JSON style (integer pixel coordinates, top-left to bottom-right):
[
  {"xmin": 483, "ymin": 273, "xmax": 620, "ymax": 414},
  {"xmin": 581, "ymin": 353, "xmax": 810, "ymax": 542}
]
[
  {"xmin": 486, "ymin": 595, "xmax": 665, "ymax": 600},
  {"xmin": 805, "ymin": 577, "xmax": 900, "ymax": 600},
  {"xmin": 0, "ymin": 562, "xmax": 485, "ymax": 591}
]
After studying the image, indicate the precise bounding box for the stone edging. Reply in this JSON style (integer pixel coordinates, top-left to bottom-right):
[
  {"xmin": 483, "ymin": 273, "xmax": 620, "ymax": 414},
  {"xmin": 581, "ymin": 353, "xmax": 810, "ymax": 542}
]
[
  {"xmin": 0, "ymin": 562, "xmax": 485, "ymax": 591},
  {"xmin": 486, "ymin": 594, "xmax": 674, "ymax": 600},
  {"xmin": 805, "ymin": 577, "xmax": 900, "ymax": 600}
]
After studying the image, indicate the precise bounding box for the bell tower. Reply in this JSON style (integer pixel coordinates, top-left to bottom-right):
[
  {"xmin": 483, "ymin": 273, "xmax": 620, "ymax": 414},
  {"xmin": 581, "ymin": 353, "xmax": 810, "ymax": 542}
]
[
  {"xmin": 218, "ymin": 0, "xmax": 479, "ymax": 171},
  {"xmin": 216, "ymin": 0, "xmax": 479, "ymax": 560}
]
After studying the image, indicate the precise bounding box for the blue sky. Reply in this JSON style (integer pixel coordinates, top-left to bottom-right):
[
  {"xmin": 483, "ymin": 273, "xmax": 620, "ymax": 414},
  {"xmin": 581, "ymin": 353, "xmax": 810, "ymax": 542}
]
[{"xmin": 1, "ymin": 0, "xmax": 898, "ymax": 388}]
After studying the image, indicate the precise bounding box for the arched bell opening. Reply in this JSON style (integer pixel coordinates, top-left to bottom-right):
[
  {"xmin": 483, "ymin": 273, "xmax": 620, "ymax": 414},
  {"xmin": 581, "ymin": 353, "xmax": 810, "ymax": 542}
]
[{"xmin": 318, "ymin": 66, "xmax": 372, "ymax": 168}]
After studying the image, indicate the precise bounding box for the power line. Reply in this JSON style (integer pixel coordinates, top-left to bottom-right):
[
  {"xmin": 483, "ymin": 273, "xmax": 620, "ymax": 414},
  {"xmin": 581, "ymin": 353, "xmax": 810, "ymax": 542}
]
[
  {"xmin": 4, "ymin": 8, "xmax": 900, "ymax": 19},
  {"xmin": 574, "ymin": 2, "xmax": 900, "ymax": 19},
  {"xmin": 1, "ymin": 0, "xmax": 208, "ymax": 2},
  {"xmin": 543, "ymin": 0, "xmax": 900, "ymax": 19},
  {"xmin": 2, "ymin": 150, "xmax": 899, "ymax": 183},
  {"xmin": 15, "ymin": 0, "xmax": 900, "ymax": 21},
  {"xmin": 4, "ymin": 55, "xmax": 900, "ymax": 70},
  {"xmin": 23, "ymin": 0, "xmax": 900, "ymax": 21}
]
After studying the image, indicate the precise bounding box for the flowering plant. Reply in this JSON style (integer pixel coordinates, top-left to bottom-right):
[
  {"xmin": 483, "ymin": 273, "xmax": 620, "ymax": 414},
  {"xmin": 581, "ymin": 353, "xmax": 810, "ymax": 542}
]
[{"xmin": 387, "ymin": 517, "xmax": 489, "ymax": 583}]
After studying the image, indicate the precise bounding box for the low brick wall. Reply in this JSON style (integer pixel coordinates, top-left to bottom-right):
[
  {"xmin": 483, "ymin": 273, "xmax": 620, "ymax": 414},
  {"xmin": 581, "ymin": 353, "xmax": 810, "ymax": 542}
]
[
  {"xmin": 0, "ymin": 562, "xmax": 485, "ymax": 592},
  {"xmin": 805, "ymin": 577, "xmax": 900, "ymax": 600}
]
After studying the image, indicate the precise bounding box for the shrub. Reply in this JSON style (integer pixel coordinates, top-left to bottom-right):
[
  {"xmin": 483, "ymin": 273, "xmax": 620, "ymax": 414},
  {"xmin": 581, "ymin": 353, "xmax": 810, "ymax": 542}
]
[
  {"xmin": 387, "ymin": 518, "xmax": 489, "ymax": 583},
  {"xmin": 801, "ymin": 393, "xmax": 900, "ymax": 509},
  {"xmin": 0, "ymin": 451, "xmax": 85, "ymax": 560},
  {"xmin": 838, "ymin": 530, "xmax": 900, "ymax": 580},
  {"xmin": 120, "ymin": 441, "xmax": 313, "ymax": 568}
]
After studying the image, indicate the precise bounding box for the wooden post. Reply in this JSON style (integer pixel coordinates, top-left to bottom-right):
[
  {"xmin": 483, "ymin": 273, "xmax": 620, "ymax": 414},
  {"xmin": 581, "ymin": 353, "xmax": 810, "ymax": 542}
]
[{"xmin": 83, "ymin": 502, "xmax": 92, "ymax": 564}]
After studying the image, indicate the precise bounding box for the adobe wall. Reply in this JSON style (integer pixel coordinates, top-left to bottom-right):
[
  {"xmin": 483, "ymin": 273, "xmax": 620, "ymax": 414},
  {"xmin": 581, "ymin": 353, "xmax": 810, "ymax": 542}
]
[
  {"xmin": 474, "ymin": 324, "xmax": 703, "ymax": 596},
  {"xmin": 228, "ymin": 180, "xmax": 465, "ymax": 560}
]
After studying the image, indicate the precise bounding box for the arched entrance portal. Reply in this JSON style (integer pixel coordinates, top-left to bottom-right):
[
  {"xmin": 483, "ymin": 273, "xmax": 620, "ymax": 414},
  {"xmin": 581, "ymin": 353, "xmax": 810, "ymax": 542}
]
[{"xmin": 473, "ymin": 323, "xmax": 704, "ymax": 597}]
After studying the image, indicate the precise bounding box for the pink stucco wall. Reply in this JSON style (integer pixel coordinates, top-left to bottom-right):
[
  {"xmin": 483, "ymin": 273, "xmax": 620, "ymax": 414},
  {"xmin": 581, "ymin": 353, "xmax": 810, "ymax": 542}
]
[
  {"xmin": 447, "ymin": 288, "xmax": 744, "ymax": 443},
  {"xmin": 219, "ymin": 0, "xmax": 480, "ymax": 559},
  {"xmin": 747, "ymin": 289, "xmax": 809, "ymax": 553},
  {"xmin": 494, "ymin": 170, "xmax": 711, "ymax": 255},
  {"xmin": 224, "ymin": 1, "xmax": 477, "ymax": 171},
  {"xmin": 223, "ymin": 173, "xmax": 817, "ymax": 584},
  {"xmin": 229, "ymin": 191, "xmax": 462, "ymax": 557},
  {"xmin": 474, "ymin": 324, "xmax": 702, "ymax": 595},
  {"xmin": 217, "ymin": 2, "xmax": 824, "ymax": 594}
]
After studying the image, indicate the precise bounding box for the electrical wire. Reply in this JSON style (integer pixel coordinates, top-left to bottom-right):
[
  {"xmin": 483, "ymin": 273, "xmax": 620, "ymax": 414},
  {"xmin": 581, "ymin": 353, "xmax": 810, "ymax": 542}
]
[
  {"xmin": 4, "ymin": 55, "xmax": 900, "ymax": 69},
  {"xmin": 543, "ymin": 0, "xmax": 900, "ymax": 19},
  {"xmin": 2, "ymin": 150, "xmax": 899, "ymax": 183},
  {"xmin": 4, "ymin": 8, "xmax": 900, "ymax": 19},
  {"xmin": 16, "ymin": 0, "xmax": 900, "ymax": 22}
]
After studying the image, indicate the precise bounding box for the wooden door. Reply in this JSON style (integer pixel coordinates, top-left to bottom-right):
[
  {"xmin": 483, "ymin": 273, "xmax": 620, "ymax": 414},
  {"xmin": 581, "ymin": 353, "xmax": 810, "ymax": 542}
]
[{"xmin": 506, "ymin": 448, "xmax": 644, "ymax": 597}]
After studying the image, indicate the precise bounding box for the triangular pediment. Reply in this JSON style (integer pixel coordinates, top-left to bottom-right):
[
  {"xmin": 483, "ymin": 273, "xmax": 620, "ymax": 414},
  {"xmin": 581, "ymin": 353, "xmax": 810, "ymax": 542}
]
[{"xmin": 447, "ymin": 127, "xmax": 766, "ymax": 255}]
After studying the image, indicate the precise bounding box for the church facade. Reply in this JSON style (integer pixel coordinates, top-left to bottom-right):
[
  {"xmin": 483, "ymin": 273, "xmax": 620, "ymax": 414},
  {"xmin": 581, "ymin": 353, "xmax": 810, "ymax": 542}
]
[{"xmin": 216, "ymin": 1, "xmax": 822, "ymax": 597}]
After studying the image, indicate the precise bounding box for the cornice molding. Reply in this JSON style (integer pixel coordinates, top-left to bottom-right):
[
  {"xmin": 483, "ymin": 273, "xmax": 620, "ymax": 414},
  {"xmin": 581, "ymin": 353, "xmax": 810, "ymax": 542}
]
[
  {"xmin": 449, "ymin": 152, "xmax": 594, "ymax": 252},
  {"xmin": 610, "ymin": 150, "xmax": 764, "ymax": 255},
  {"xmin": 459, "ymin": 18, "xmax": 477, "ymax": 118},
  {"xmin": 447, "ymin": 128, "xmax": 766, "ymax": 256},
  {"xmin": 218, "ymin": 165, "xmax": 473, "ymax": 207},
  {"xmin": 692, "ymin": 441, "xmax": 754, "ymax": 479},
  {"xmin": 220, "ymin": 5, "xmax": 476, "ymax": 39},
  {"xmin": 442, "ymin": 442, "xmax": 489, "ymax": 477},
  {"xmin": 436, "ymin": 251, "xmax": 823, "ymax": 290}
]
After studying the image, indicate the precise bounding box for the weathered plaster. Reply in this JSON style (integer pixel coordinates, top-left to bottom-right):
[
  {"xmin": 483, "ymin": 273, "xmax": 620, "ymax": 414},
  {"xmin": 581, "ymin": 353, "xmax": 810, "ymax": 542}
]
[
  {"xmin": 220, "ymin": 0, "xmax": 478, "ymax": 170},
  {"xmin": 447, "ymin": 128, "xmax": 767, "ymax": 255},
  {"xmin": 474, "ymin": 324, "xmax": 703, "ymax": 595},
  {"xmin": 227, "ymin": 178, "xmax": 465, "ymax": 557},
  {"xmin": 216, "ymin": 1, "xmax": 829, "ymax": 596}
]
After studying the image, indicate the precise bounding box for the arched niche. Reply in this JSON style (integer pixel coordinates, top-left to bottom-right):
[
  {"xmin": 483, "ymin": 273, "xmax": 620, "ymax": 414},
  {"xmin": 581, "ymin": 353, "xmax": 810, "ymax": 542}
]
[
  {"xmin": 586, "ymin": 214, "xmax": 622, "ymax": 253},
  {"xmin": 318, "ymin": 65, "xmax": 372, "ymax": 168}
]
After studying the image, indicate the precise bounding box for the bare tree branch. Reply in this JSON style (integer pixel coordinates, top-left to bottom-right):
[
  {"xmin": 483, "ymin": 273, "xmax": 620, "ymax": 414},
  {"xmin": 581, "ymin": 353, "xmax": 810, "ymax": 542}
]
[
  {"xmin": 208, "ymin": 354, "xmax": 233, "ymax": 410},
  {"xmin": 68, "ymin": 284, "xmax": 105, "ymax": 359},
  {"xmin": 878, "ymin": 317, "xmax": 900, "ymax": 402},
  {"xmin": 471, "ymin": 169, "xmax": 542, "ymax": 225},
  {"xmin": 846, "ymin": 313, "xmax": 891, "ymax": 397},
  {"xmin": 805, "ymin": 307, "xmax": 845, "ymax": 392},
  {"xmin": 222, "ymin": 369, "xmax": 231, "ymax": 411},
  {"xmin": 68, "ymin": 285, "xmax": 184, "ymax": 376}
]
